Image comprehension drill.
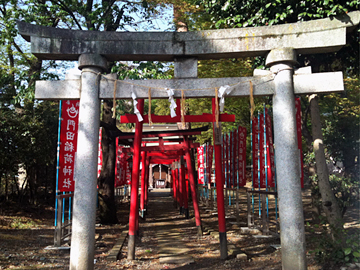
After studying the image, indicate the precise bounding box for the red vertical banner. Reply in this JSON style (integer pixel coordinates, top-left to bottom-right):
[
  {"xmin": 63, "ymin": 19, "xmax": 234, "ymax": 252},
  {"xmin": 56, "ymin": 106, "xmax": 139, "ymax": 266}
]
[
  {"xmin": 126, "ymin": 161, "xmax": 131, "ymax": 185},
  {"xmin": 259, "ymin": 114, "xmax": 266, "ymax": 188},
  {"xmin": 238, "ymin": 126, "xmax": 247, "ymax": 187},
  {"xmin": 265, "ymin": 110, "xmax": 276, "ymax": 188},
  {"xmin": 58, "ymin": 100, "xmax": 80, "ymax": 192},
  {"xmin": 229, "ymin": 131, "xmax": 233, "ymax": 187},
  {"xmin": 197, "ymin": 146, "xmax": 205, "ymax": 185},
  {"xmin": 232, "ymin": 129, "xmax": 238, "ymax": 188},
  {"xmin": 207, "ymin": 145, "xmax": 213, "ymax": 184},
  {"xmin": 225, "ymin": 134, "xmax": 229, "ymax": 187},
  {"xmin": 252, "ymin": 117, "xmax": 260, "ymax": 188},
  {"xmin": 295, "ymin": 98, "xmax": 304, "ymax": 188},
  {"xmin": 233, "ymin": 129, "xmax": 238, "ymax": 188},
  {"xmin": 120, "ymin": 151, "xmax": 128, "ymax": 186},
  {"xmin": 97, "ymin": 128, "xmax": 102, "ymax": 178},
  {"xmin": 114, "ymin": 140, "xmax": 124, "ymax": 187},
  {"xmin": 222, "ymin": 136, "xmax": 225, "ymax": 184}
]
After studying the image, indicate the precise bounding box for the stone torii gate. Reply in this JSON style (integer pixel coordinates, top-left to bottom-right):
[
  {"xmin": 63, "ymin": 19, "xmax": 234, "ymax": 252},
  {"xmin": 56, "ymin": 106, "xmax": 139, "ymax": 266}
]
[{"xmin": 18, "ymin": 11, "xmax": 359, "ymax": 270}]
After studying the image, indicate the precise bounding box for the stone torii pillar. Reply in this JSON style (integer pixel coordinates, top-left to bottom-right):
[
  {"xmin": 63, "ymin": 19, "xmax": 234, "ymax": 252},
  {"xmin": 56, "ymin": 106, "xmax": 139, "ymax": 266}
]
[
  {"xmin": 266, "ymin": 48, "xmax": 306, "ymax": 269},
  {"xmin": 69, "ymin": 54, "xmax": 107, "ymax": 270}
]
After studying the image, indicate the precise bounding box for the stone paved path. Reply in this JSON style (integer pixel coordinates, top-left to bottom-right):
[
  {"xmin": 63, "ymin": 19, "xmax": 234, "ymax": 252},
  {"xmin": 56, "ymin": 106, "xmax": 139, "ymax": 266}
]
[{"xmin": 145, "ymin": 189, "xmax": 195, "ymax": 265}]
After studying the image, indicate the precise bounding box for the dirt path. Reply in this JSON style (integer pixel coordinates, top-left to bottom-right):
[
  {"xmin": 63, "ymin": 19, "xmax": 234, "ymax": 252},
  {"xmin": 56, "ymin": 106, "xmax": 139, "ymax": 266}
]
[{"xmin": 0, "ymin": 188, "xmax": 359, "ymax": 269}]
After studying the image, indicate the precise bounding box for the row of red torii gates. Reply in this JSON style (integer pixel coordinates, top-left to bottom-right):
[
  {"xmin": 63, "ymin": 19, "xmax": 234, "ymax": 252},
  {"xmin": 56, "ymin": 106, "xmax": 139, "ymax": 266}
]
[{"xmin": 118, "ymin": 98, "xmax": 236, "ymax": 259}]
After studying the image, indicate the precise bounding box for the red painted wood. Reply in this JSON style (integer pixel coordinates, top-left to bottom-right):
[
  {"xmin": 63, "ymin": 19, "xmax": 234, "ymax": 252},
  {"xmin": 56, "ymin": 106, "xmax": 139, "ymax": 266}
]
[
  {"xmin": 212, "ymin": 98, "xmax": 226, "ymax": 233},
  {"xmin": 142, "ymin": 137, "xmax": 196, "ymax": 143},
  {"xmin": 184, "ymin": 136, "xmax": 201, "ymax": 227},
  {"xmin": 225, "ymin": 133, "xmax": 229, "ymax": 187},
  {"xmin": 119, "ymin": 130, "xmax": 205, "ymax": 140},
  {"xmin": 129, "ymin": 99, "xmax": 144, "ymax": 237},
  {"xmin": 120, "ymin": 113, "xmax": 235, "ymax": 124},
  {"xmin": 264, "ymin": 110, "xmax": 275, "ymax": 188},
  {"xmin": 144, "ymin": 157, "xmax": 150, "ymax": 208},
  {"xmin": 230, "ymin": 131, "xmax": 233, "ymax": 187},
  {"xmin": 171, "ymin": 169, "xmax": 176, "ymax": 203},
  {"xmin": 122, "ymin": 143, "xmax": 200, "ymax": 154},
  {"xmin": 178, "ymin": 161, "xmax": 183, "ymax": 209},
  {"xmin": 238, "ymin": 126, "xmax": 247, "ymax": 187},
  {"xmin": 146, "ymin": 151, "xmax": 182, "ymax": 157},
  {"xmin": 140, "ymin": 151, "xmax": 146, "ymax": 212},
  {"xmin": 175, "ymin": 167, "xmax": 180, "ymax": 205},
  {"xmin": 181, "ymin": 159, "xmax": 188, "ymax": 209},
  {"xmin": 141, "ymin": 142, "xmax": 200, "ymax": 152}
]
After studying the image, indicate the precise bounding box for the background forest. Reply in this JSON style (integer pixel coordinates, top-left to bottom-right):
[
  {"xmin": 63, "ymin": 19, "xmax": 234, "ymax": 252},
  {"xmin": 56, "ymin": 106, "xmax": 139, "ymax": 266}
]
[{"xmin": 0, "ymin": 0, "xmax": 359, "ymax": 266}]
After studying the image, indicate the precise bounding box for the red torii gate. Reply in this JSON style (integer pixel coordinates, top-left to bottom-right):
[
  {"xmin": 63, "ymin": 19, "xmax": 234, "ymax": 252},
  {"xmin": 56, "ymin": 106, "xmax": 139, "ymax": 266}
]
[
  {"xmin": 120, "ymin": 98, "xmax": 235, "ymax": 260},
  {"xmin": 119, "ymin": 142, "xmax": 199, "ymax": 219}
]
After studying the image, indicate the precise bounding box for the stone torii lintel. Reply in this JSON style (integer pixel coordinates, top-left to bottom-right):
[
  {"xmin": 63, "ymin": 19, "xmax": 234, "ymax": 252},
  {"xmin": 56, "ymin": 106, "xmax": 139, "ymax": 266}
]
[
  {"xmin": 17, "ymin": 11, "xmax": 360, "ymax": 61},
  {"xmin": 35, "ymin": 70, "xmax": 344, "ymax": 100}
]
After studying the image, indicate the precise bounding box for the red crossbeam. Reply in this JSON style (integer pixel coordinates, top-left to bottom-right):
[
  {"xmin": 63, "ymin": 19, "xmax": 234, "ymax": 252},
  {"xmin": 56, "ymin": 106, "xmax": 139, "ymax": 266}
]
[
  {"xmin": 119, "ymin": 130, "xmax": 204, "ymax": 140},
  {"xmin": 141, "ymin": 142, "xmax": 199, "ymax": 152},
  {"xmin": 149, "ymin": 158, "xmax": 177, "ymax": 164},
  {"xmin": 120, "ymin": 99, "xmax": 235, "ymax": 124},
  {"xmin": 142, "ymin": 137, "xmax": 195, "ymax": 143},
  {"xmin": 120, "ymin": 142, "xmax": 199, "ymax": 153},
  {"xmin": 120, "ymin": 113, "xmax": 235, "ymax": 123},
  {"xmin": 146, "ymin": 151, "xmax": 182, "ymax": 157}
]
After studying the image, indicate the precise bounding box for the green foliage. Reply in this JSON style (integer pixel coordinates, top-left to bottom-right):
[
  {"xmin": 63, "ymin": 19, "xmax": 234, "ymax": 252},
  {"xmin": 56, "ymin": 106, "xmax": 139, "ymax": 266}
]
[
  {"xmin": 0, "ymin": 101, "xmax": 58, "ymax": 201},
  {"xmin": 111, "ymin": 61, "xmax": 172, "ymax": 130},
  {"xmin": 0, "ymin": 0, "xmax": 167, "ymax": 203},
  {"xmin": 10, "ymin": 217, "xmax": 38, "ymax": 229},
  {"xmin": 308, "ymin": 222, "xmax": 360, "ymax": 266},
  {"xmin": 193, "ymin": 0, "xmax": 359, "ymax": 75},
  {"xmin": 329, "ymin": 174, "xmax": 359, "ymax": 216},
  {"xmin": 320, "ymin": 77, "xmax": 360, "ymax": 178},
  {"xmin": 112, "ymin": 61, "xmax": 171, "ymax": 81},
  {"xmin": 194, "ymin": 0, "xmax": 359, "ymax": 28},
  {"xmin": 304, "ymin": 151, "xmax": 359, "ymax": 217}
]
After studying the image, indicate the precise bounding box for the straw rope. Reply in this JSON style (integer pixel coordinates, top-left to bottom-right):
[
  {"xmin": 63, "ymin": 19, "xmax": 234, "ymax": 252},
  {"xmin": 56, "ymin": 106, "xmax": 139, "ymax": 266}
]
[
  {"xmin": 112, "ymin": 79, "xmax": 117, "ymax": 119},
  {"xmin": 181, "ymin": 90, "xmax": 186, "ymax": 128},
  {"xmin": 215, "ymin": 87, "xmax": 219, "ymax": 128},
  {"xmin": 148, "ymin": 88, "xmax": 153, "ymax": 126}
]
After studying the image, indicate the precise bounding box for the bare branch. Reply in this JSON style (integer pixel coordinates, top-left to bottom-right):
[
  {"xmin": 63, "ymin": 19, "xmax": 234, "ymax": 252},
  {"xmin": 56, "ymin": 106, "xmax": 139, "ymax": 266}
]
[{"xmin": 51, "ymin": 0, "xmax": 83, "ymax": 30}]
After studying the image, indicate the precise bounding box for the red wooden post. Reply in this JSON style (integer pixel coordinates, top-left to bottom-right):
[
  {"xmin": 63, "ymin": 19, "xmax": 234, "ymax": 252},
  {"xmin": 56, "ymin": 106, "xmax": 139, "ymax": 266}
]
[
  {"xmin": 176, "ymin": 167, "xmax": 180, "ymax": 206},
  {"xmin": 144, "ymin": 157, "xmax": 150, "ymax": 213},
  {"xmin": 174, "ymin": 167, "xmax": 179, "ymax": 208},
  {"xmin": 212, "ymin": 98, "xmax": 228, "ymax": 259},
  {"xmin": 140, "ymin": 150, "xmax": 146, "ymax": 218},
  {"xmin": 172, "ymin": 168, "xmax": 177, "ymax": 207},
  {"xmin": 181, "ymin": 157, "xmax": 189, "ymax": 218},
  {"xmin": 184, "ymin": 136, "xmax": 202, "ymax": 235},
  {"xmin": 127, "ymin": 99, "xmax": 144, "ymax": 260},
  {"xmin": 178, "ymin": 159, "xmax": 184, "ymax": 214}
]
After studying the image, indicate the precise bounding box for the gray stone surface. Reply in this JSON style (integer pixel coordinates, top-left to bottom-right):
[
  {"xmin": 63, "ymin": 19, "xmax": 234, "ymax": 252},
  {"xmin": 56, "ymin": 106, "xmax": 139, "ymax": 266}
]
[
  {"xmin": 159, "ymin": 255, "xmax": 195, "ymax": 264},
  {"xmin": 107, "ymin": 230, "xmax": 128, "ymax": 261},
  {"xmin": 35, "ymin": 71, "xmax": 343, "ymax": 100},
  {"xmin": 240, "ymin": 227, "xmax": 262, "ymax": 235},
  {"xmin": 78, "ymin": 54, "xmax": 108, "ymax": 71},
  {"xmin": 265, "ymin": 48, "xmax": 298, "ymax": 67},
  {"xmin": 69, "ymin": 54, "xmax": 107, "ymax": 270},
  {"xmin": 17, "ymin": 11, "xmax": 359, "ymax": 61},
  {"xmin": 236, "ymin": 253, "xmax": 248, "ymax": 261},
  {"xmin": 174, "ymin": 58, "xmax": 198, "ymax": 78},
  {"xmin": 268, "ymin": 49, "xmax": 307, "ymax": 270}
]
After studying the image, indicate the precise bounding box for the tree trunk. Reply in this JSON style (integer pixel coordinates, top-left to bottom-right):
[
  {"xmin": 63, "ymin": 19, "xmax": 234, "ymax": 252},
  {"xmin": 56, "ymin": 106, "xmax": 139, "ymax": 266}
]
[
  {"xmin": 97, "ymin": 100, "xmax": 118, "ymax": 224},
  {"xmin": 309, "ymin": 94, "xmax": 343, "ymax": 235}
]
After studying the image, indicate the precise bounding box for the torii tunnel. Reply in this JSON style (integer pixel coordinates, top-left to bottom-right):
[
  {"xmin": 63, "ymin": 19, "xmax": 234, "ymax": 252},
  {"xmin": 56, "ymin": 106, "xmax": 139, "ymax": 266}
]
[{"xmin": 115, "ymin": 98, "xmax": 236, "ymax": 260}]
